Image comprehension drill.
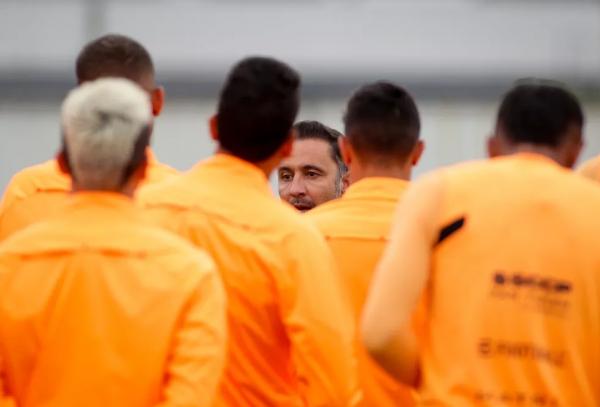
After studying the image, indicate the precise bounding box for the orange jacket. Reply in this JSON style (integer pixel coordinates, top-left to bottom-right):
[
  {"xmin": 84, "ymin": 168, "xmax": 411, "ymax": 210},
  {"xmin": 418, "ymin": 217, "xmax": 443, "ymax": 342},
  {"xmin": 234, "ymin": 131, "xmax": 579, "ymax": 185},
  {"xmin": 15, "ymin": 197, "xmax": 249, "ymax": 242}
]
[
  {"xmin": 368, "ymin": 154, "xmax": 600, "ymax": 406},
  {"xmin": 307, "ymin": 177, "xmax": 416, "ymax": 407},
  {"xmin": 0, "ymin": 150, "xmax": 177, "ymax": 241},
  {"xmin": 0, "ymin": 192, "xmax": 227, "ymax": 407},
  {"xmin": 141, "ymin": 154, "xmax": 358, "ymax": 407}
]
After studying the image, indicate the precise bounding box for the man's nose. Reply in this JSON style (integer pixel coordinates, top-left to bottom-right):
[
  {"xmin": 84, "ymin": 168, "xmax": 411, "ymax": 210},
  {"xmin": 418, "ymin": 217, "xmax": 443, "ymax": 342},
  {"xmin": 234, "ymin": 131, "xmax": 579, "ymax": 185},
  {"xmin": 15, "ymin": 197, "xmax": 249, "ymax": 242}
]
[{"xmin": 288, "ymin": 175, "xmax": 307, "ymax": 196}]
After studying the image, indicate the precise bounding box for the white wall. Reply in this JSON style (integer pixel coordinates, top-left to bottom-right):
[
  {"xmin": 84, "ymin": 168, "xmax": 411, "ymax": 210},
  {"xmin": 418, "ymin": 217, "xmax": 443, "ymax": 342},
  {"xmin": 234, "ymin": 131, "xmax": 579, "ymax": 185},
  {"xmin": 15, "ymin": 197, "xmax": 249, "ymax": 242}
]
[{"xmin": 3, "ymin": 98, "xmax": 600, "ymax": 192}]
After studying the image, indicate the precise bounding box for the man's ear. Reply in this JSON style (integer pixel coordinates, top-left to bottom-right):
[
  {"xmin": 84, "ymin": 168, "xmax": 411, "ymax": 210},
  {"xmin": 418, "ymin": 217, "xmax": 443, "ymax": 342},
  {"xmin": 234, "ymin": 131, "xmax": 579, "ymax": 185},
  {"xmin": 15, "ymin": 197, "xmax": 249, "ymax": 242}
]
[
  {"xmin": 279, "ymin": 132, "xmax": 294, "ymax": 158},
  {"xmin": 151, "ymin": 87, "xmax": 165, "ymax": 117},
  {"xmin": 487, "ymin": 133, "xmax": 502, "ymax": 158},
  {"xmin": 564, "ymin": 128, "xmax": 584, "ymax": 169},
  {"xmin": 57, "ymin": 149, "xmax": 71, "ymax": 176},
  {"xmin": 341, "ymin": 172, "xmax": 350, "ymax": 193},
  {"xmin": 411, "ymin": 139, "xmax": 425, "ymax": 166},
  {"xmin": 209, "ymin": 115, "xmax": 219, "ymax": 141},
  {"xmin": 339, "ymin": 136, "xmax": 352, "ymax": 167}
]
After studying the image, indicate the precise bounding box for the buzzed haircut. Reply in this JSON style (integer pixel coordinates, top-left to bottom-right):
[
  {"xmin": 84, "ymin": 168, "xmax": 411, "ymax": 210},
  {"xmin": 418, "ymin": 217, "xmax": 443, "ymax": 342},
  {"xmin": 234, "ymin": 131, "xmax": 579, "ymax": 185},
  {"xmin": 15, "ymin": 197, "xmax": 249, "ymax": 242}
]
[
  {"xmin": 76, "ymin": 34, "xmax": 154, "ymax": 83},
  {"xmin": 293, "ymin": 120, "xmax": 347, "ymax": 175},
  {"xmin": 217, "ymin": 56, "xmax": 300, "ymax": 162},
  {"xmin": 343, "ymin": 81, "xmax": 420, "ymax": 162},
  {"xmin": 497, "ymin": 82, "xmax": 584, "ymax": 147}
]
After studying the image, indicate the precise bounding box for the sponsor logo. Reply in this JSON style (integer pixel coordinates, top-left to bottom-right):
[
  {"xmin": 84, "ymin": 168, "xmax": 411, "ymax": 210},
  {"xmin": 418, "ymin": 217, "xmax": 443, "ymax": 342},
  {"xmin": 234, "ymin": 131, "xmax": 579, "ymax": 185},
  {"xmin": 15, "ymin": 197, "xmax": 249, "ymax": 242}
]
[
  {"xmin": 490, "ymin": 271, "xmax": 572, "ymax": 318},
  {"xmin": 478, "ymin": 338, "xmax": 565, "ymax": 368},
  {"xmin": 474, "ymin": 390, "xmax": 559, "ymax": 406}
]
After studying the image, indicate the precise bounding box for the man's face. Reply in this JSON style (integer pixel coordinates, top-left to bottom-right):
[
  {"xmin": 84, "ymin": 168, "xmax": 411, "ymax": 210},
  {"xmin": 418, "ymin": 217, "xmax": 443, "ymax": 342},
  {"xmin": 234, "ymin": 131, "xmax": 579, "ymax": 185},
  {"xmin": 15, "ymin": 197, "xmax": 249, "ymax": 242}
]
[{"xmin": 278, "ymin": 138, "xmax": 341, "ymax": 212}]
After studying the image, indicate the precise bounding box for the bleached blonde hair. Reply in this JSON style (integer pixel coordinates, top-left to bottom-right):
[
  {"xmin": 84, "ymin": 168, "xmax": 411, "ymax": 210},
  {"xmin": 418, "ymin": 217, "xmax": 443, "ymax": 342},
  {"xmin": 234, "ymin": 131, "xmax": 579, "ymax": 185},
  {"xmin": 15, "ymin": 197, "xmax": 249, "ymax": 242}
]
[{"xmin": 61, "ymin": 77, "xmax": 152, "ymax": 190}]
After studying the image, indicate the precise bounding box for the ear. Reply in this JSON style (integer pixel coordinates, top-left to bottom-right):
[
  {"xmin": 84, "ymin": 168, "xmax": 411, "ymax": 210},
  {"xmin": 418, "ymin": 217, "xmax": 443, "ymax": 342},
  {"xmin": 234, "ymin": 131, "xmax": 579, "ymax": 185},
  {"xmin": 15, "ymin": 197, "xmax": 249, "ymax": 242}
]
[
  {"xmin": 411, "ymin": 140, "xmax": 425, "ymax": 166},
  {"xmin": 209, "ymin": 115, "xmax": 219, "ymax": 141},
  {"xmin": 132, "ymin": 153, "xmax": 148, "ymax": 183},
  {"xmin": 341, "ymin": 171, "xmax": 350, "ymax": 192},
  {"xmin": 564, "ymin": 130, "xmax": 584, "ymax": 169},
  {"xmin": 279, "ymin": 132, "xmax": 294, "ymax": 158},
  {"xmin": 151, "ymin": 87, "xmax": 165, "ymax": 117},
  {"xmin": 487, "ymin": 134, "xmax": 501, "ymax": 158},
  {"xmin": 338, "ymin": 136, "xmax": 352, "ymax": 167},
  {"xmin": 56, "ymin": 149, "xmax": 71, "ymax": 176}
]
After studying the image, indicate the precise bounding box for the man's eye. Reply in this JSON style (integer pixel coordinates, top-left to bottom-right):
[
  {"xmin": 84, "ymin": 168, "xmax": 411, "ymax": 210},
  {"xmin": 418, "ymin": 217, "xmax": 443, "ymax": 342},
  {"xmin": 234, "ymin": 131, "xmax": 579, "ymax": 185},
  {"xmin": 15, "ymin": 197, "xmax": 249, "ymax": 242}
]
[
  {"xmin": 280, "ymin": 172, "xmax": 292, "ymax": 182},
  {"xmin": 306, "ymin": 171, "xmax": 320, "ymax": 178}
]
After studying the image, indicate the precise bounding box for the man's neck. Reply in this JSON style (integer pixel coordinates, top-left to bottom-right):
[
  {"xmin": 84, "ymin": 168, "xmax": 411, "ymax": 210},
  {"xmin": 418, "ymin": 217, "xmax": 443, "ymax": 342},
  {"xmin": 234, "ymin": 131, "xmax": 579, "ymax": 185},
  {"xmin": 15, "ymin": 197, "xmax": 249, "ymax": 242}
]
[
  {"xmin": 215, "ymin": 147, "xmax": 276, "ymax": 178},
  {"xmin": 349, "ymin": 163, "xmax": 411, "ymax": 184},
  {"xmin": 500, "ymin": 144, "xmax": 567, "ymax": 167}
]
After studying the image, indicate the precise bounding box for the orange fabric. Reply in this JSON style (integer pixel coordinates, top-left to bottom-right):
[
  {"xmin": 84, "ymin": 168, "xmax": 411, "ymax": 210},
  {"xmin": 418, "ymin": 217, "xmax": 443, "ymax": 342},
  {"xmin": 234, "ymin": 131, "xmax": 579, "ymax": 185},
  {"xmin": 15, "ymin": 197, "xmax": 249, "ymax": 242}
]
[
  {"xmin": 0, "ymin": 192, "xmax": 227, "ymax": 407},
  {"xmin": 577, "ymin": 154, "xmax": 600, "ymax": 183},
  {"xmin": 376, "ymin": 153, "xmax": 600, "ymax": 406},
  {"xmin": 141, "ymin": 154, "xmax": 358, "ymax": 407},
  {"xmin": 0, "ymin": 149, "xmax": 178, "ymax": 241},
  {"xmin": 307, "ymin": 177, "xmax": 416, "ymax": 407}
]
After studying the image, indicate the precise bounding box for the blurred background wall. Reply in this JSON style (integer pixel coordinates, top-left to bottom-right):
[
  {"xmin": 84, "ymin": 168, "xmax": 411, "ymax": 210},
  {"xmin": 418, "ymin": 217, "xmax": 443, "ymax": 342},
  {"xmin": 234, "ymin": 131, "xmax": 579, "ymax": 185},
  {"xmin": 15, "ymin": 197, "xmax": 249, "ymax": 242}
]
[{"xmin": 1, "ymin": 0, "xmax": 600, "ymax": 190}]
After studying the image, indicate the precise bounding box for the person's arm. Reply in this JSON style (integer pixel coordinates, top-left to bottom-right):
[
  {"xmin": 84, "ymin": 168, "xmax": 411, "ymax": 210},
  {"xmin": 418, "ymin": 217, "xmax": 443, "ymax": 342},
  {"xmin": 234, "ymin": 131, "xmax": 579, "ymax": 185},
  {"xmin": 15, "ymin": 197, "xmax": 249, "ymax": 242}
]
[
  {"xmin": 280, "ymin": 225, "xmax": 359, "ymax": 407},
  {"xmin": 156, "ymin": 255, "xmax": 227, "ymax": 407},
  {"xmin": 361, "ymin": 173, "xmax": 444, "ymax": 386}
]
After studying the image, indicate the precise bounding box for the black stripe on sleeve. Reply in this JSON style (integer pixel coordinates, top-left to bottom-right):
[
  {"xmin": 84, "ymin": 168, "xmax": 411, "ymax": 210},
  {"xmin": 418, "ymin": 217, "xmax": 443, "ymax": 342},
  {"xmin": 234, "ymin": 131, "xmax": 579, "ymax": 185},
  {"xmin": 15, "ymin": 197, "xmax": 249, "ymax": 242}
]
[{"xmin": 436, "ymin": 216, "xmax": 465, "ymax": 246}]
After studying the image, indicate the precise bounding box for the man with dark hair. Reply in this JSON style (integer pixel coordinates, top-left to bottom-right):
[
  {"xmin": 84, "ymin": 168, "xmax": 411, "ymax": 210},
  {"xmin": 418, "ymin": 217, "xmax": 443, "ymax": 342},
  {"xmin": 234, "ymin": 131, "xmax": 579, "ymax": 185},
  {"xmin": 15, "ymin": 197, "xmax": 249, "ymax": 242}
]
[
  {"xmin": 0, "ymin": 34, "xmax": 177, "ymax": 241},
  {"xmin": 278, "ymin": 120, "xmax": 348, "ymax": 211},
  {"xmin": 141, "ymin": 57, "xmax": 357, "ymax": 406},
  {"xmin": 362, "ymin": 82, "xmax": 600, "ymax": 406},
  {"xmin": 307, "ymin": 81, "xmax": 424, "ymax": 407},
  {"xmin": 0, "ymin": 78, "xmax": 226, "ymax": 407}
]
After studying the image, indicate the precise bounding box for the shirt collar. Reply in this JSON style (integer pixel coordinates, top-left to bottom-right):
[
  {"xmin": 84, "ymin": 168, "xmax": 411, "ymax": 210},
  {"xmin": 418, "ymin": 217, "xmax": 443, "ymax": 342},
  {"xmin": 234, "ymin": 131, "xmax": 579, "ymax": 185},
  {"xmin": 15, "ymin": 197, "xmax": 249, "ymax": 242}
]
[
  {"xmin": 343, "ymin": 177, "xmax": 409, "ymax": 202},
  {"xmin": 64, "ymin": 191, "xmax": 139, "ymax": 217}
]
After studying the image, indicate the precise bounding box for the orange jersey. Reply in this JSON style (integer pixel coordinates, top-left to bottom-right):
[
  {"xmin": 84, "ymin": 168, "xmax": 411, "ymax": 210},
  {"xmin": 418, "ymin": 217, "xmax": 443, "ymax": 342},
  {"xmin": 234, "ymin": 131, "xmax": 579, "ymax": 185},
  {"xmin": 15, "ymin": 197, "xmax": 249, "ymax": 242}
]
[
  {"xmin": 373, "ymin": 153, "xmax": 600, "ymax": 406},
  {"xmin": 0, "ymin": 150, "xmax": 178, "ymax": 241},
  {"xmin": 577, "ymin": 154, "xmax": 600, "ymax": 183},
  {"xmin": 307, "ymin": 177, "xmax": 415, "ymax": 407},
  {"xmin": 0, "ymin": 192, "xmax": 227, "ymax": 407},
  {"xmin": 141, "ymin": 154, "xmax": 358, "ymax": 407}
]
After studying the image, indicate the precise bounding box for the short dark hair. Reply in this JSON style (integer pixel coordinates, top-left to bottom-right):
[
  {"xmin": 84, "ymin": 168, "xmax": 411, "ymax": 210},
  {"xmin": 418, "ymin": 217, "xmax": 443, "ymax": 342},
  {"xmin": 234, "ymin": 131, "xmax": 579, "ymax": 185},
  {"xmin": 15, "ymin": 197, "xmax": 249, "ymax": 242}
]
[
  {"xmin": 217, "ymin": 56, "xmax": 300, "ymax": 162},
  {"xmin": 293, "ymin": 120, "xmax": 346, "ymax": 175},
  {"xmin": 497, "ymin": 81, "xmax": 584, "ymax": 147},
  {"xmin": 76, "ymin": 34, "xmax": 154, "ymax": 83},
  {"xmin": 343, "ymin": 81, "xmax": 420, "ymax": 162}
]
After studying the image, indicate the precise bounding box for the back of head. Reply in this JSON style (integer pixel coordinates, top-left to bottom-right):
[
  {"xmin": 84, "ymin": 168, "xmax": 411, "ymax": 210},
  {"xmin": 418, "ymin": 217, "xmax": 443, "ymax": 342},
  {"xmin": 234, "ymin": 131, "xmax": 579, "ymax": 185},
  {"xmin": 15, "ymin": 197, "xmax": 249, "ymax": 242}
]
[
  {"xmin": 497, "ymin": 81, "xmax": 584, "ymax": 147},
  {"xmin": 343, "ymin": 81, "xmax": 420, "ymax": 163},
  {"xmin": 61, "ymin": 78, "xmax": 152, "ymax": 191},
  {"xmin": 217, "ymin": 56, "xmax": 301, "ymax": 162},
  {"xmin": 293, "ymin": 120, "xmax": 347, "ymax": 175},
  {"xmin": 76, "ymin": 34, "xmax": 154, "ymax": 85}
]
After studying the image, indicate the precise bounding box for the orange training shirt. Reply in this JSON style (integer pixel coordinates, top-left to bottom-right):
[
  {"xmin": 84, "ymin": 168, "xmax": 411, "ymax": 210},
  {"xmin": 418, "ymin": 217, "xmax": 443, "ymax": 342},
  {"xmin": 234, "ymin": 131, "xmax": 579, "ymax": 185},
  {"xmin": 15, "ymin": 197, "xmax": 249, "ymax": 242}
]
[
  {"xmin": 141, "ymin": 153, "xmax": 358, "ymax": 407},
  {"xmin": 0, "ymin": 149, "xmax": 178, "ymax": 241},
  {"xmin": 307, "ymin": 177, "xmax": 416, "ymax": 407},
  {"xmin": 372, "ymin": 153, "xmax": 600, "ymax": 406},
  {"xmin": 0, "ymin": 192, "xmax": 227, "ymax": 407}
]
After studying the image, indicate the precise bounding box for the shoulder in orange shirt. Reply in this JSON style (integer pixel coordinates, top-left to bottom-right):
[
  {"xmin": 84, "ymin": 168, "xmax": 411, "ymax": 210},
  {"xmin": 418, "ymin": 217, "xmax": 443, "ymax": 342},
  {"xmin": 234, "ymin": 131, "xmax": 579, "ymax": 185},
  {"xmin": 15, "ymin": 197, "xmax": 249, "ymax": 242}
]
[
  {"xmin": 0, "ymin": 192, "xmax": 227, "ymax": 407},
  {"xmin": 0, "ymin": 149, "xmax": 177, "ymax": 241},
  {"xmin": 365, "ymin": 154, "xmax": 600, "ymax": 406}
]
